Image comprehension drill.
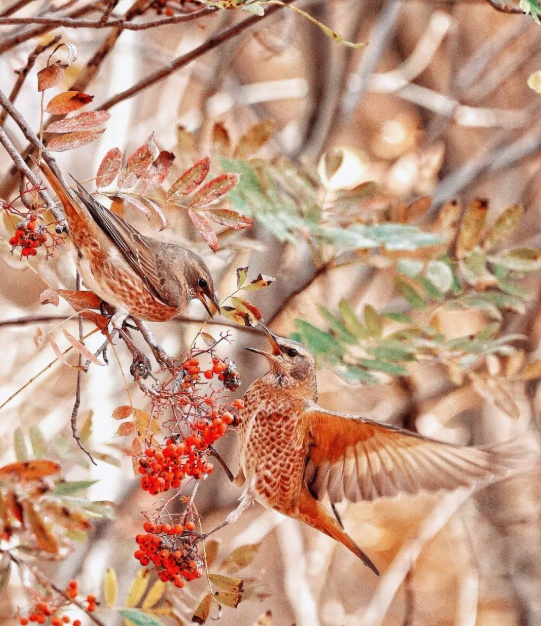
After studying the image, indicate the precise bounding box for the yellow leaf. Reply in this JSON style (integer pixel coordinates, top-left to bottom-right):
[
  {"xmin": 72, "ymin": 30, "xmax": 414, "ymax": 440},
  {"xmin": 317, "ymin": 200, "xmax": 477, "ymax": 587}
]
[
  {"xmin": 208, "ymin": 573, "xmax": 243, "ymax": 593},
  {"xmin": 133, "ymin": 409, "xmax": 161, "ymax": 435},
  {"xmin": 125, "ymin": 568, "xmax": 151, "ymax": 608},
  {"xmin": 192, "ymin": 593, "xmax": 212, "ymax": 625},
  {"xmin": 104, "ymin": 566, "xmax": 118, "ymax": 608},
  {"xmin": 221, "ymin": 543, "xmax": 261, "ymax": 573},
  {"xmin": 142, "ymin": 579, "xmax": 166, "ymax": 609},
  {"xmin": 520, "ymin": 359, "xmax": 541, "ymax": 381},
  {"xmin": 456, "ymin": 198, "xmax": 488, "ymax": 259},
  {"xmin": 214, "ymin": 590, "xmax": 242, "ymax": 608},
  {"xmin": 483, "ymin": 204, "xmax": 524, "ymax": 251}
]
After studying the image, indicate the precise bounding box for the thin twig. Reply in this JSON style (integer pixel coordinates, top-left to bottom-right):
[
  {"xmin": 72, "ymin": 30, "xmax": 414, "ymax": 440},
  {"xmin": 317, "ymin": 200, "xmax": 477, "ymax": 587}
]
[
  {"xmin": 99, "ymin": 0, "xmax": 297, "ymax": 111},
  {"xmin": 0, "ymin": 6, "xmax": 215, "ymax": 29},
  {"xmin": 0, "ymin": 0, "xmax": 33, "ymax": 17},
  {"xmin": 0, "ymin": 35, "xmax": 61, "ymax": 127}
]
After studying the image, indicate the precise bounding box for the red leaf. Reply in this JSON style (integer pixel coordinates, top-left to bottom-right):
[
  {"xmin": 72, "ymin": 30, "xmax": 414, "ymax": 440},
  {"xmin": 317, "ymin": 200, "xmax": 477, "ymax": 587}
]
[
  {"xmin": 212, "ymin": 122, "xmax": 232, "ymax": 156},
  {"xmin": 168, "ymin": 157, "xmax": 210, "ymax": 200},
  {"xmin": 190, "ymin": 173, "xmax": 239, "ymax": 208},
  {"xmin": 45, "ymin": 91, "xmax": 94, "ymax": 115},
  {"xmin": 126, "ymin": 134, "xmax": 160, "ymax": 177},
  {"xmin": 117, "ymin": 193, "xmax": 151, "ymax": 220},
  {"xmin": 57, "ymin": 289, "xmax": 102, "ymax": 311},
  {"xmin": 136, "ymin": 151, "xmax": 175, "ymax": 195},
  {"xmin": 47, "ymin": 110, "xmax": 110, "ymax": 133},
  {"xmin": 116, "ymin": 422, "xmax": 136, "ymax": 436},
  {"xmin": 96, "ymin": 148, "xmax": 123, "ymax": 188},
  {"xmin": 25, "ymin": 502, "xmax": 58, "ymax": 553},
  {"xmin": 47, "ymin": 128, "xmax": 105, "ymax": 152},
  {"xmin": 112, "ymin": 406, "xmax": 133, "ymax": 420},
  {"xmin": 40, "ymin": 288, "xmax": 59, "ymax": 306},
  {"xmin": 188, "ymin": 209, "xmax": 218, "ymax": 252},
  {"xmin": 141, "ymin": 196, "xmax": 167, "ymax": 231},
  {"xmin": 203, "ymin": 208, "xmax": 253, "ymax": 230},
  {"xmin": 37, "ymin": 62, "xmax": 64, "ymax": 91},
  {"xmin": 0, "ymin": 460, "xmax": 60, "ymax": 480},
  {"xmin": 79, "ymin": 310, "xmax": 110, "ymax": 331},
  {"xmin": 117, "ymin": 169, "xmax": 137, "ymax": 190},
  {"xmin": 34, "ymin": 327, "xmax": 43, "ymax": 348}
]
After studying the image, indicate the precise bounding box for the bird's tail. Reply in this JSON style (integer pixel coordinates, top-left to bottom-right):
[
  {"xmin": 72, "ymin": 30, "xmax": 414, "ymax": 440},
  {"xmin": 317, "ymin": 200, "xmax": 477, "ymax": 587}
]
[
  {"xmin": 38, "ymin": 160, "xmax": 86, "ymax": 228},
  {"xmin": 297, "ymin": 488, "xmax": 380, "ymax": 576}
]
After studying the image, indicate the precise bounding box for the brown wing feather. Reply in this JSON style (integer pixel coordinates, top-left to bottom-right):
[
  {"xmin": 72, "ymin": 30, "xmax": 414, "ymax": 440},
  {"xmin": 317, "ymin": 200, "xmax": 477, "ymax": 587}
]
[
  {"xmin": 303, "ymin": 405, "xmax": 526, "ymax": 503},
  {"xmin": 70, "ymin": 181, "xmax": 181, "ymax": 308}
]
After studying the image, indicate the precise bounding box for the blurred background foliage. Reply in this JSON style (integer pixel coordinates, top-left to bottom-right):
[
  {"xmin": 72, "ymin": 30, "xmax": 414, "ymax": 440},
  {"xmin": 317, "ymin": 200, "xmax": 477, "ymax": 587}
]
[{"xmin": 1, "ymin": 0, "xmax": 541, "ymax": 625}]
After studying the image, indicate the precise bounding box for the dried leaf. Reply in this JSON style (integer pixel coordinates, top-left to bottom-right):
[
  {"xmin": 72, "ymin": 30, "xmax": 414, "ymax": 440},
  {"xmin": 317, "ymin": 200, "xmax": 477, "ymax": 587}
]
[
  {"xmin": 117, "ymin": 169, "xmax": 137, "ymax": 190},
  {"xmin": 168, "ymin": 157, "xmax": 210, "ymax": 200},
  {"xmin": 117, "ymin": 193, "xmax": 152, "ymax": 220},
  {"xmin": 40, "ymin": 288, "xmax": 59, "ymax": 306},
  {"xmin": 37, "ymin": 62, "xmax": 64, "ymax": 91},
  {"xmin": 48, "ymin": 334, "xmax": 73, "ymax": 367},
  {"xmin": 212, "ymin": 122, "xmax": 232, "ymax": 156},
  {"xmin": 53, "ymin": 42, "xmax": 78, "ymax": 67},
  {"xmin": 47, "ymin": 110, "xmax": 110, "ymax": 133},
  {"xmin": 192, "ymin": 594, "xmax": 212, "ymax": 625},
  {"xmin": 125, "ymin": 568, "xmax": 151, "ymax": 609},
  {"xmin": 136, "ymin": 151, "xmax": 175, "ymax": 195},
  {"xmin": 140, "ymin": 196, "xmax": 167, "ymax": 231},
  {"xmin": 221, "ymin": 307, "xmax": 250, "ymax": 326},
  {"xmin": 79, "ymin": 310, "xmax": 110, "ymax": 331},
  {"xmin": 208, "ymin": 573, "xmax": 243, "ymax": 593},
  {"xmin": 488, "ymin": 248, "xmax": 541, "ymax": 272},
  {"xmin": 116, "ymin": 422, "xmax": 136, "ymax": 436},
  {"xmin": 62, "ymin": 328, "xmax": 103, "ymax": 365},
  {"xmin": 141, "ymin": 579, "xmax": 166, "ymax": 609},
  {"xmin": 213, "ymin": 590, "xmax": 242, "ymax": 608},
  {"xmin": 104, "ymin": 566, "xmax": 118, "ymax": 608},
  {"xmin": 407, "ymin": 196, "xmax": 432, "ymax": 221},
  {"xmin": 188, "ymin": 209, "xmax": 218, "ymax": 251},
  {"xmin": 230, "ymin": 297, "xmax": 262, "ymax": 322},
  {"xmin": 204, "ymin": 539, "xmax": 221, "ymax": 568},
  {"xmin": 25, "ymin": 502, "xmax": 58, "ymax": 553},
  {"xmin": 234, "ymin": 120, "xmax": 275, "ymax": 159},
  {"xmin": 200, "ymin": 331, "xmax": 217, "ymax": 346},
  {"xmin": 190, "ymin": 173, "xmax": 239, "ymax": 208},
  {"xmin": 14, "ymin": 428, "xmax": 28, "ymax": 462},
  {"xmin": 58, "ymin": 289, "xmax": 102, "ymax": 311},
  {"xmin": 96, "ymin": 148, "xmax": 123, "ymax": 188},
  {"xmin": 456, "ymin": 198, "xmax": 488, "ymax": 259},
  {"xmin": 221, "ymin": 543, "xmax": 260, "ymax": 573},
  {"xmin": 483, "ymin": 204, "xmax": 524, "ymax": 251},
  {"xmin": 236, "ymin": 267, "xmax": 248, "ymax": 288},
  {"xmin": 133, "ymin": 409, "xmax": 161, "ymax": 435},
  {"xmin": 47, "ymin": 128, "xmax": 105, "ymax": 152},
  {"xmin": 242, "ymin": 274, "xmax": 275, "ymax": 291},
  {"xmin": 520, "ymin": 359, "xmax": 541, "ymax": 380},
  {"xmin": 113, "ymin": 405, "xmax": 133, "ymax": 420},
  {"xmin": 45, "ymin": 91, "xmax": 94, "ymax": 115},
  {"xmin": 34, "ymin": 327, "xmax": 43, "ymax": 348},
  {"xmin": 323, "ymin": 148, "xmax": 343, "ymax": 181},
  {"xmin": 203, "ymin": 208, "xmax": 253, "ymax": 230}
]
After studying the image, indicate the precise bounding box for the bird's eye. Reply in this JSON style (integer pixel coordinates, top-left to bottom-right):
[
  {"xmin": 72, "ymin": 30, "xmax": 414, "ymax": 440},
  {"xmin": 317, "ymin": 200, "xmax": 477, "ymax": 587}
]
[
  {"xmin": 287, "ymin": 348, "xmax": 299, "ymax": 358},
  {"xmin": 198, "ymin": 278, "xmax": 208, "ymax": 289}
]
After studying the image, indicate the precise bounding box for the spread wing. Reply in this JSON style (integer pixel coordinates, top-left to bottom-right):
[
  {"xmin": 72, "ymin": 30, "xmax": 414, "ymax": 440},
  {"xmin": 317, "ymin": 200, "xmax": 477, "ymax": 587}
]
[
  {"xmin": 303, "ymin": 406, "xmax": 524, "ymax": 503},
  {"xmin": 71, "ymin": 180, "xmax": 181, "ymax": 308}
]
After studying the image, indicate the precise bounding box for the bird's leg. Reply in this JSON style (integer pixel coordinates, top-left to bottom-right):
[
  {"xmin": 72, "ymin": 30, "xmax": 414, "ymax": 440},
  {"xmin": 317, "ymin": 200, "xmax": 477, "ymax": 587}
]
[
  {"xmin": 114, "ymin": 317, "xmax": 152, "ymax": 379},
  {"xmin": 133, "ymin": 319, "xmax": 177, "ymax": 372},
  {"xmin": 198, "ymin": 485, "xmax": 257, "ymax": 541}
]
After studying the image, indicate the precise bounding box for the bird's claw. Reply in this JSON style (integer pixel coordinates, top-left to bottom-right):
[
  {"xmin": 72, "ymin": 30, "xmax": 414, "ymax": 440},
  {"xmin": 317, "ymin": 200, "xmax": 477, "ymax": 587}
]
[{"xmin": 130, "ymin": 352, "xmax": 152, "ymax": 379}]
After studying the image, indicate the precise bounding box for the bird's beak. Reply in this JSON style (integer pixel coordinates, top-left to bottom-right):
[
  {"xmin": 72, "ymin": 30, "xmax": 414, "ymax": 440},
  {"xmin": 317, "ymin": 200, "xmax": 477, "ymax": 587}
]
[
  {"xmin": 245, "ymin": 322, "xmax": 281, "ymax": 357},
  {"xmin": 197, "ymin": 292, "xmax": 221, "ymax": 317}
]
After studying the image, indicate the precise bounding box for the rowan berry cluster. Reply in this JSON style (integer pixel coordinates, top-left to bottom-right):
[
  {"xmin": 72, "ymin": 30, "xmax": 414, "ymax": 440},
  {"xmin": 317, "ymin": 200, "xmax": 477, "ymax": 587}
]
[
  {"xmin": 9, "ymin": 219, "xmax": 48, "ymax": 257},
  {"xmin": 18, "ymin": 579, "xmax": 95, "ymax": 625},
  {"xmin": 134, "ymin": 521, "xmax": 203, "ymax": 587}
]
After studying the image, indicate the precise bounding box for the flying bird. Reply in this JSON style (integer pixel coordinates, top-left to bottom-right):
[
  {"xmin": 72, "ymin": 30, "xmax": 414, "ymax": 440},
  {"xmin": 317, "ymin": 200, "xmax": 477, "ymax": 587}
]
[
  {"xmin": 39, "ymin": 161, "xmax": 219, "ymax": 326},
  {"xmin": 229, "ymin": 325, "xmax": 528, "ymax": 575}
]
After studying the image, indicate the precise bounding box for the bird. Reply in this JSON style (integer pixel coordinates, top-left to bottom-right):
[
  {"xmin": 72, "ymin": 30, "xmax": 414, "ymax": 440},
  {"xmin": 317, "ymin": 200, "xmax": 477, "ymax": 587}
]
[
  {"xmin": 38, "ymin": 160, "xmax": 220, "ymax": 327},
  {"xmin": 228, "ymin": 324, "xmax": 530, "ymax": 576}
]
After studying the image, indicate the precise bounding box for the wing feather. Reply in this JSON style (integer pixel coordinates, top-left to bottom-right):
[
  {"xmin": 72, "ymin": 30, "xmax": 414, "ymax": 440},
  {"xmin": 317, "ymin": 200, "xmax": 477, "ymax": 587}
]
[{"xmin": 304, "ymin": 405, "xmax": 528, "ymax": 503}]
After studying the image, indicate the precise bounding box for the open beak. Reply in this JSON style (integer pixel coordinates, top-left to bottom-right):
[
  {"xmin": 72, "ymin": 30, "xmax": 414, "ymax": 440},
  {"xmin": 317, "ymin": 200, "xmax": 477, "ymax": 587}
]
[
  {"xmin": 197, "ymin": 292, "xmax": 221, "ymax": 317},
  {"xmin": 245, "ymin": 322, "xmax": 281, "ymax": 357}
]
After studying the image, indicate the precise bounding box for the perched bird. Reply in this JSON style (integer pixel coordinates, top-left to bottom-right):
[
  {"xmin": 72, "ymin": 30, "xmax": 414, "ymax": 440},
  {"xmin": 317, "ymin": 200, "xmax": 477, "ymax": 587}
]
[
  {"xmin": 230, "ymin": 325, "xmax": 529, "ymax": 576},
  {"xmin": 39, "ymin": 161, "xmax": 219, "ymax": 326}
]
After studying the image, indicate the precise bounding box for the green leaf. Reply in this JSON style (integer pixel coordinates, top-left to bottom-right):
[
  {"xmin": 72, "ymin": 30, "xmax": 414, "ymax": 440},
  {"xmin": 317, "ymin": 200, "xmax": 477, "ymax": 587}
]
[
  {"xmin": 363, "ymin": 304, "xmax": 383, "ymax": 337},
  {"xmin": 317, "ymin": 306, "xmax": 356, "ymax": 343},
  {"xmin": 371, "ymin": 344, "xmax": 416, "ymax": 362},
  {"xmin": 426, "ymin": 260, "xmax": 453, "ymax": 293},
  {"xmin": 364, "ymin": 223, "xmax": 440, "ymax": 250},
  {"xmin": 384, "ymin": 312, "xmax": 414, "ymax": 324},
  {"xmin": 293, "ymin": 320, "xmax": 345, "ymax": 358},
  {"xmin": 14, "ymin": 428, "xmax": 28, "ymax": 462},
  {"xmin": 29, "ymin": 426, "xmax": 48, "ymax": 458},
  {"xmin": 487, "ymin": 248, "xmax": 541, "ymax": 272},
  {"xmin": 483, "ymin": 204, "xmax": 524, "ymax": 251},
  {"xmin": 53, "ymin": 480, "xmax": 98, "ymax": 496},
  {"xmin": 414, "ymin": 275, "xmax": 443, "ymax": 301},
  {"xmin": 395, "ymin": 278, "xmax": 426, "ymax": 309},
  {"xmin": 459, "ymin": 250, "xmax": 496, "ymax": 287},
  {"xmin": 117, "ymin": 609, "xmax": 165, "ymax": 626},
  {"xmin": 336, "ymin": 366, "xmax": 378, "ymax": 385},
  {"xmin": 357, "ymin": 359, "xmax": 408, "ymax": 376},
  {"xmin": 338, "ymin": 299, "xmax": 371, "ymax": 339},
  {"xmin": 397, "ymin": 259, "xmax": 423, "ymax": 277}
]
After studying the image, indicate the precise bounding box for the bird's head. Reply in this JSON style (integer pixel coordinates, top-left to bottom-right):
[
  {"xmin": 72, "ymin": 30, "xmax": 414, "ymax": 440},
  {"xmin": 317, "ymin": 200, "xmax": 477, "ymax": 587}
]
[
  {"xmin": 185, "ymin": 254, "xmax": 220, "ymax": 317},
  {"xmin": 247, "ymin": 324, "xmax": 317, "ymax": 394}
]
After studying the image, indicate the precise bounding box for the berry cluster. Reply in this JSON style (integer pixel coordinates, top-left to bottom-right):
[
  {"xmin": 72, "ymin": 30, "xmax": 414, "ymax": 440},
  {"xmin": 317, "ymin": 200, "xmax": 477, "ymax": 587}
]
[
  {"xmin": 9, "ymin": 219, "xmax": 48, "ymax": 257},
  {"xmin": 204, "ymin": 357, "xmax": 241, "ymax": 392},
  {"xmin": 134, "ymin": 521, "xmax": 202, "ymax": 587},
  {"xmin": 18, "ymin": 580, "xmax": 95, "ymax": 625}
]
